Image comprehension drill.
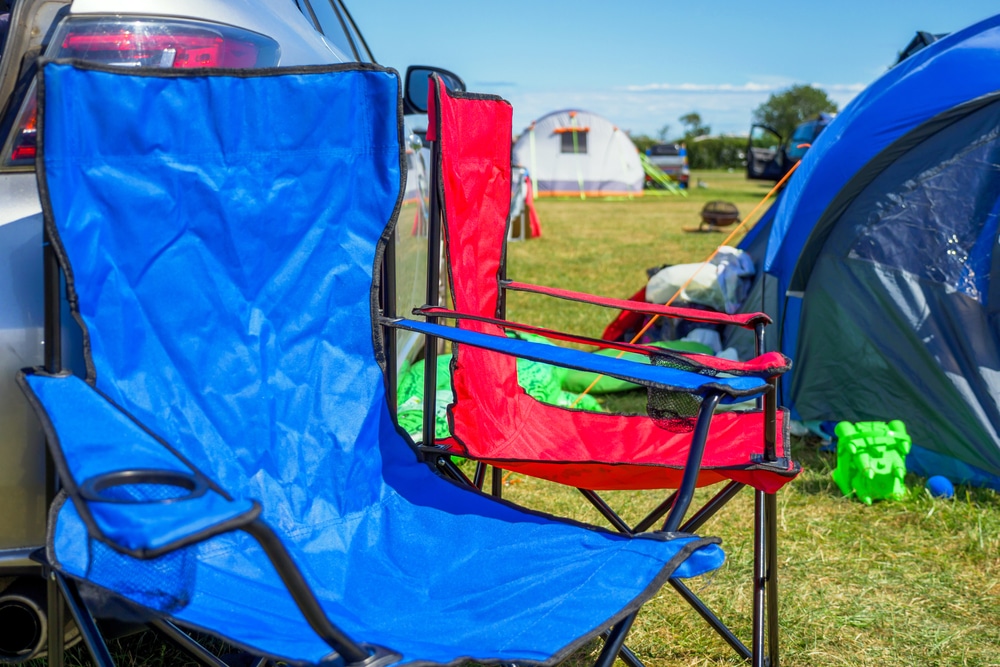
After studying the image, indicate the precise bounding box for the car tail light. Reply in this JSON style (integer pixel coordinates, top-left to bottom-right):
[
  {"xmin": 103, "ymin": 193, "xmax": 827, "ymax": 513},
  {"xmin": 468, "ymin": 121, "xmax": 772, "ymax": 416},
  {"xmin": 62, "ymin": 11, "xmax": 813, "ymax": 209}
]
[
  {"xmin": 4, "ymin": 18, "xmax": 280, "ymax": 167},
  {"xmin": 7, "ymin": 94, "xmax": 37, "ymax": 164},
  {"xmin": 56, "ymin": 19, "xmax": 279, "ymax": 68}
]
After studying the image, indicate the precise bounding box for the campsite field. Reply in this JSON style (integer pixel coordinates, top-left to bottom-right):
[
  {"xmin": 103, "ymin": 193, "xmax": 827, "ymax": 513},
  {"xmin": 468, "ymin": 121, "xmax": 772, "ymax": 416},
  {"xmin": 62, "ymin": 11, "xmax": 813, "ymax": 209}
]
[
  {"xmin": 45, "ymin": 171, "xmax": 1000, "ymax": 667},
  {"xmin": 501, "ymin": 169, "xmax": 1000, "ymax": 666}
]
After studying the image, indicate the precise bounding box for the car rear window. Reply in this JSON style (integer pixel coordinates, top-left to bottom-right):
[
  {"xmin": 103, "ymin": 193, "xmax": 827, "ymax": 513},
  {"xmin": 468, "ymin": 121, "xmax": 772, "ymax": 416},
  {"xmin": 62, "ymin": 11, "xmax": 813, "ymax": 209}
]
[
  {"xmin": 649, "ymin": 144, "xmax": 680, "ymax": 156},
  {"xmin": 299, "ymin": 0, "xmax": 360, "ymax": 61}
]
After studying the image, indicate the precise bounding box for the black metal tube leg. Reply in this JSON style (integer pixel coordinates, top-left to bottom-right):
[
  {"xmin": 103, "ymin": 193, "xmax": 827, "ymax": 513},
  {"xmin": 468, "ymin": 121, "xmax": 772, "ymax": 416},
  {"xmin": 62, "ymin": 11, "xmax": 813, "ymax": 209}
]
[
  {"xmin": 617, "ymin": 642, "xmax": 645, "ymax": 667},
  {"xmin": 421, "ymin": 133, "xmax": 443, "ymax": 457},
  {"xmin": 765, "ymin": 492, "xmax": 779, "ymax": 667},
  {"xmin": 47, "ymin": 573, "xmax": 65, "ymax": 667},
  {"xmin": 579, "ymin": 488, "xmax": 633, "ymax": 534},
  {"xmin": 472, "ymin": 462, "xmax": 487, "ymax": 490},
  {"xmin": 663, "ymin": 392, "xmax": 723, "ymax": 533},
  {"xmin": 600, "ymin": 630, "xmax": 645, "ymax": 667},
  {"xmin": 668, "ymin": 579, "xmax": 751, "ymax": 661},
  {"xmin": 54, "ymin": 573, "xmax": 115, "ymax": 667},
  {"xmin": 491, "ymin": 466, "xmax": 503, "ymax": 499},
  {"xmin": 151, "ymin": 619, "xmax": 231, "ymax": 667},
  {"xmin": 594, "ymin": 612, "xmax": 638, "ymax": 667},
  {"xmin": 752, "ymin": 490, "xmax": 766, "ymax": 667}
]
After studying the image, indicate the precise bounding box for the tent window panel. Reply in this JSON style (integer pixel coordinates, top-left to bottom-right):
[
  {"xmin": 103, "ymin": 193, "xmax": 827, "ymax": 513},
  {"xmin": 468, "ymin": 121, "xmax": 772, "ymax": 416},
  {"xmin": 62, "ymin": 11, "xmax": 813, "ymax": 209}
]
[
  {"xmin": 560, "ymin": 131, "xmax": 588, "ymax": 154},
  {"xmin": 827, "ymin": 99, "xmax": 1000, "ymax": 303}
]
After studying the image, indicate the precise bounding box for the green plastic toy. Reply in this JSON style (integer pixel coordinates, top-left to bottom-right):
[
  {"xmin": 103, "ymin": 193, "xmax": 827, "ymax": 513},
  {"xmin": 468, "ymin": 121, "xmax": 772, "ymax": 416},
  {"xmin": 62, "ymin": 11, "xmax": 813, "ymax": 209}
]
[
  {"xmin": 395, "ymin": 332, "xmax": 605, "ymax": 442},
  {"xmin": 831, "ymin": 420, "xmax": 911, "ymax": 504}
]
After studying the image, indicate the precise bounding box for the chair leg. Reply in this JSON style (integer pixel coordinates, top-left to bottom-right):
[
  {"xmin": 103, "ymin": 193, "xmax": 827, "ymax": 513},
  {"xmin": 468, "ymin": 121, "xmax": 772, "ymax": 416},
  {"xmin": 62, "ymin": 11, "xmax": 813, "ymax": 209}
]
[
  {"xmin": 152, "ymin": 619, "xmax": 231, "ymax": 667},
  {"xmin": 47, "ymin": 573, "xmax": 65, "ymax": 667},
  {"xmin": 578, "ymin": 489, "xmax": 633, "ymax": 534},
  {"xmin": 491, "ymin": 466, "xmax": 503, "ymax": 499},
  {"xmin": 669, "ymin": 579, "xmax": 751, "ymax": 661},
  {"xmin": 436, "ymin": 457, "xmax": 473, "ymax": 486},
  {"xmin": 617, "ymin": 642, "xmax": 645, "ymax": 667},
  {"xmin": 679, "ymin": 481, "xmax": 745, "ymax": 534},
  {"xmin": 472, "ymin": 462, "xmax": 487, "ymax": 490},
  {"xmin": 600, "ymin": 628, "xmax": 646, "ymax": 667},
  {"xmin": 765, "ymin": 492, "xmax": 780, "ymax": 667},
  {"xmin": 53, "ymin": 572, "xmax": 115, "ymax": 667},
  {"xmin": 633, "ymin": 492, "xmax": 677, "ymax": 534},
  {"xmin": 594, "ymin": 612, "xmax": 637, "ymax": 667},
  {"xmin": 752, "ymin": 490, "xmax": 766, "ymax": 667},
  {"xmin": 585, "ymin": 483, "xmax": 760, "ymax": 663}
]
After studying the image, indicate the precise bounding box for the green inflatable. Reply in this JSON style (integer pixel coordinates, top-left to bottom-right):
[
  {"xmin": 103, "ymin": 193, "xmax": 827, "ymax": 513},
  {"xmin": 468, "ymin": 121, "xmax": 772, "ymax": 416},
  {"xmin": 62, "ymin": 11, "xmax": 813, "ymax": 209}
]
[
  {"xmin": 831, "ymin": 420, "xmax": 911, "ymax": 505},
  {"xmin": 561, "ymin": 340, "xmax": 714, "ymax": 394},
  {"xmin": 396, "ymin": 332, "xmax": 605, "ymax": 441}
]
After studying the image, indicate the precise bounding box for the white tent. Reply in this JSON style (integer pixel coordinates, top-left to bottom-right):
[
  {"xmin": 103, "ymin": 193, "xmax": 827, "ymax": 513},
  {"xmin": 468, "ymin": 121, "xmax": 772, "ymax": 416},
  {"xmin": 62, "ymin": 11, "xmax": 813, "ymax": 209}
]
[{"xmin": 513, "ymin": 109, "xmax": 643, "ymax": 198}]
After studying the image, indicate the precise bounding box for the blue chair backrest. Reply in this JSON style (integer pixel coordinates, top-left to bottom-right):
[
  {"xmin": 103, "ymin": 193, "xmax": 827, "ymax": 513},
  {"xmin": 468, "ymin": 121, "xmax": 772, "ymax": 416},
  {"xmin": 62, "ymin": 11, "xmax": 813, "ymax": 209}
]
[{"xmin": 40, "ymin": 62, "xmax": 405, "ymax": 530}]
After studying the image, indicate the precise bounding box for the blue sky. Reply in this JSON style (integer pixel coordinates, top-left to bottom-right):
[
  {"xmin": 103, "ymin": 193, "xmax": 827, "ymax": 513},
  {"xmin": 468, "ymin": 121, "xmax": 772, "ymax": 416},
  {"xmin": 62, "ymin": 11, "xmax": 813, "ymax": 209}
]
[{"xmin": 349, "ymin": 1, "xmax": 998, "ymax": 138}]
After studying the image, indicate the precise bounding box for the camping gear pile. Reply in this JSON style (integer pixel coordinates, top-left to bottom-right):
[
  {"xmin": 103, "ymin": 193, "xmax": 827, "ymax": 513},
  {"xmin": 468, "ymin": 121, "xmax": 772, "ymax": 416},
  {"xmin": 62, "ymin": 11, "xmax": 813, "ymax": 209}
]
[
  {"xmin": 602, "ymin": 247, "xmax": 757, "ymax": 364},
  {"xmin": 646, "ymin": 246, "xmax": 756, "ymax": 315}
]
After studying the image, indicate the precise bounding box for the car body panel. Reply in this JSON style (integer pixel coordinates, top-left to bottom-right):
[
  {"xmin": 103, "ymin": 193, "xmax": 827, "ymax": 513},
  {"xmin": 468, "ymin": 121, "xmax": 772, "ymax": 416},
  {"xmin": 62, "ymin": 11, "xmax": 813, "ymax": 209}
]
[
  {"xmin": 68, "ymin": 0, "xmax": 347, "ymax": 65},
  {"xmin": 0, "ymin": 174, "xmax": 45, "ymax": 551}
]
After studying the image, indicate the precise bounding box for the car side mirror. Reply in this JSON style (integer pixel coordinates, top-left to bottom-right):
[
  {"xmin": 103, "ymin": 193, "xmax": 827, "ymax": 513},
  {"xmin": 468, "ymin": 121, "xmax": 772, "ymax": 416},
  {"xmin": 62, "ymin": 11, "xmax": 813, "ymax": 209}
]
[{"xmin": 403, "ymin": 65, "xmax": 465, "ymax": 115}]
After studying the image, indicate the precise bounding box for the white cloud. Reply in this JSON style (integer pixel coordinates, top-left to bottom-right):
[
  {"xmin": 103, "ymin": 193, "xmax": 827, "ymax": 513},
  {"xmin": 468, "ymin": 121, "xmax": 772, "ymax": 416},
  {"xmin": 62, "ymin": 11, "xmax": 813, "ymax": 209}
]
[
  {"xmin": 624, "ymin": 82, "xmax": 782, "ymax": 93},
  {"xmin": 623, "ymin": 81, "xmax": 866, "ymax": 94},
  {"xmin": 507, "ymin": 82, "xmax": 865, "ymax": 138}
]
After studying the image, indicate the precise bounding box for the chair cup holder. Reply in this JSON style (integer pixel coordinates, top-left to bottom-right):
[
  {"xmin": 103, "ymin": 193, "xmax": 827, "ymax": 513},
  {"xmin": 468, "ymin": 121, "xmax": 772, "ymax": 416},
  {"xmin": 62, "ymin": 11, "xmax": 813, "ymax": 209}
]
[{"xmin": 79, "ymin": 469, "xmax": 208, "ymax": 505}]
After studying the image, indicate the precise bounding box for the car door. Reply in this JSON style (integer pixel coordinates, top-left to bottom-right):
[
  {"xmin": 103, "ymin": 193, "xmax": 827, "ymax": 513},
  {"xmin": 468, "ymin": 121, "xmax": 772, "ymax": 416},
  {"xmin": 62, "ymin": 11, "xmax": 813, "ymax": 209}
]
[{"xmin": 746, "ymin": 124, "xmax": 787, "ymax": 181}]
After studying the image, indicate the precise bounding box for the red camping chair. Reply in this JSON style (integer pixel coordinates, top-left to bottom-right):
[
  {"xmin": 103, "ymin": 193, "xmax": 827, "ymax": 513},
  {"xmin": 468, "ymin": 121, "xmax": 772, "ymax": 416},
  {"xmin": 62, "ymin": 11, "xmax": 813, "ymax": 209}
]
[{"xmin": 415, "ymin": 75, "xmax": 800, "ymax": 667}]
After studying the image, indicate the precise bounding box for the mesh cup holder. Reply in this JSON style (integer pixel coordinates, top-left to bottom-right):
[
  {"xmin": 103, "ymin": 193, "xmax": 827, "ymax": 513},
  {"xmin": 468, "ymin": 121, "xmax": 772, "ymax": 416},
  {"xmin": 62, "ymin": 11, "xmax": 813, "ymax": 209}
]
[
  {"xmin": 647, "ymin": 352, "xmax": 713, "ymax": 433},
  {"xmin": 79, "ymin": 469, "xmax": 208, "ymax": 504},
  {"xmin": 86, "ymin": 538, "xmax": 196, "ymax": 614},
  {"xmin": 79, "ymin": 470, "xmax": 206, "ymax": 614}
]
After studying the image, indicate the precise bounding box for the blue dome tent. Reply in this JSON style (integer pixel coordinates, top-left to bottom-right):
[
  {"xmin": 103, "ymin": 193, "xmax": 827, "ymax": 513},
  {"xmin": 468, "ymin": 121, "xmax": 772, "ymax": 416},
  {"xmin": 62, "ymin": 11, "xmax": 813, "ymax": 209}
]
[{"xmin": 734, "ymin": 13, "xmax": 1000, "ymax": 489}]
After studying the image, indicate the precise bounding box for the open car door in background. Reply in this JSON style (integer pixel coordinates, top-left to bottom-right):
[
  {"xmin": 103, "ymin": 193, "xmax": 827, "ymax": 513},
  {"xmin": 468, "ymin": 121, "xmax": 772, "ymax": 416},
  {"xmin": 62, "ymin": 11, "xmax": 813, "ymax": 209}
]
[{"xmin": 747, "ymin": 124, "xmax": 786, "ymax": 181}]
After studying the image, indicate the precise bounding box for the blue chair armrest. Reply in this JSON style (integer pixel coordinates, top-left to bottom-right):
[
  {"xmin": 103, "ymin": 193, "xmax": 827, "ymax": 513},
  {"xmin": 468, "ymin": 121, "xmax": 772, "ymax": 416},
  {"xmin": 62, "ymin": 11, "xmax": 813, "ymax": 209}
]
[
  {"xmin": 19, "ymin": 371, "xmax": 259, "ymax": 558},
  {"xmin": 385, "ymin": 318, "xmax": 769, "ymax": 402},
  {"xmin": 22, "ymin": 370, "xmax": 379, "ymax": 661}
]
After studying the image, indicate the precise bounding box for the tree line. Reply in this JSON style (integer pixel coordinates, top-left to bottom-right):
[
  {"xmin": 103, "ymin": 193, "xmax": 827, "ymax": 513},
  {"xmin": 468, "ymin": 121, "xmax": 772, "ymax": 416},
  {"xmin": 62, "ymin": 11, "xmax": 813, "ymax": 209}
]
[{"xmin": 629, "ymin": 84, "xmax": 838, "ymax": 169}]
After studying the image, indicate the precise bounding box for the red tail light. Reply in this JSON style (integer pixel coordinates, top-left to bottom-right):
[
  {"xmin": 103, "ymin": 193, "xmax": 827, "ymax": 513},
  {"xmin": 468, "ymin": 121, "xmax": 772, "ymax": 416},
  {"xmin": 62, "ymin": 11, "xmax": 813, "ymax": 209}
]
[
  {"xmin": 8, "ymin": 95, "xmax": 37, "ymax": 164},
  {"xmin": 59, "ymin": 26, "xmax": 268, "ymax": 68},
  {"xmin": 4, "ymin": 18, "xmax": 280, "ymax": 167}
]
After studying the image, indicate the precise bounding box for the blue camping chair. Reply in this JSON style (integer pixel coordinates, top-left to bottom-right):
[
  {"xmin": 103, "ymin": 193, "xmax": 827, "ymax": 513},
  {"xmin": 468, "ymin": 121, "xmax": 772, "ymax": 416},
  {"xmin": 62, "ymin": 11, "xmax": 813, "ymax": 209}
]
[{"xmin": 18, "ymin": 60, "xmax": 768, "ymax": 666}]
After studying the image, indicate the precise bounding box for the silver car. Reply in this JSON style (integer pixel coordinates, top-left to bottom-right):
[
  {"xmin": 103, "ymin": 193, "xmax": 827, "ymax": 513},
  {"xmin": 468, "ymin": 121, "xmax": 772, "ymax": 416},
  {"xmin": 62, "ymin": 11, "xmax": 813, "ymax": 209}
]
[{"xmin": 0, "ymin": 0, "xmax": 450, "ymax": 659}]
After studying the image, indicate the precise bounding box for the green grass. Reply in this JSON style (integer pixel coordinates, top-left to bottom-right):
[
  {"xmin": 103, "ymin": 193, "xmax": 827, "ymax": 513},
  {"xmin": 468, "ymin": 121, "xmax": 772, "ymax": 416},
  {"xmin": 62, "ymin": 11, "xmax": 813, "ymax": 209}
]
[
  {"xmin": 495, "ymin": 170, "xmax": 1000, "ymax": 666},
  {"xmin": 48, "ymin": 170, "xmax": 1000, "ymax": 666}
]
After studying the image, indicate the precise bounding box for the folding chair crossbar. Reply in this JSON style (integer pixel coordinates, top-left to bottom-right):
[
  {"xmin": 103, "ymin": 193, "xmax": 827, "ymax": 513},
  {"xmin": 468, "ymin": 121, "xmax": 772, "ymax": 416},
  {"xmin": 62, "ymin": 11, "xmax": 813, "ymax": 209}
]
[
  {"xmin": 502, "ymin": 281, "xmax": 773, "ymax": 328},
  {"xmin": 151, "ymin": 619, "xmax": 232, "ymax": 667},
  {"xmin": 414, "ymin": 306, "xmax": 791, "ymax": 377},
  {"xmin": 579, "ymin": 480, "xmax": 778, "ymax": 666}
]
